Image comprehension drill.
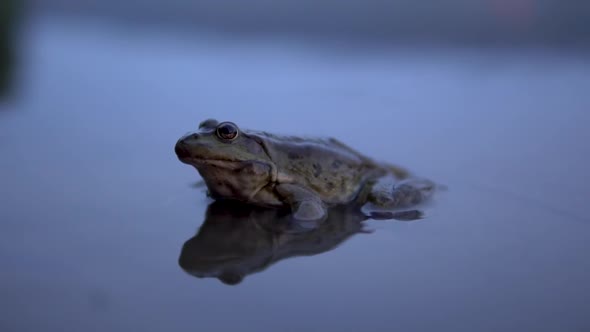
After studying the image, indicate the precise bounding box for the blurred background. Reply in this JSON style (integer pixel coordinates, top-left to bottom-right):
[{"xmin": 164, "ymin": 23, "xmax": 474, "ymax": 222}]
[{"xmin": 1, "ymin": 1, "xmax": 589, "ymax": 332}]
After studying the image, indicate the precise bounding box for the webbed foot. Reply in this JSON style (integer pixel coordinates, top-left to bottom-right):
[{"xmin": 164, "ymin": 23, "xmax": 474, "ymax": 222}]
[{"xmin": 369, "ymin": 178, "xmax": 435, "ymax": 208}]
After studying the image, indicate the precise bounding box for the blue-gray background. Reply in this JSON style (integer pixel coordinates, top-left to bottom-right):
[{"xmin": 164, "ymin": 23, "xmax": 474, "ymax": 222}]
[{"xmin": 1, "ymin": 1, "xmax": 589, "ymax": 331}]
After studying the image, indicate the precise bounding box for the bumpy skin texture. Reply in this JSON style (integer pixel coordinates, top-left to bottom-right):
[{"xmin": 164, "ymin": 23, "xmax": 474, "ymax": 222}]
[{"xmin": 175, "ymin": 119, "xmax": 433, "ymax": 222}]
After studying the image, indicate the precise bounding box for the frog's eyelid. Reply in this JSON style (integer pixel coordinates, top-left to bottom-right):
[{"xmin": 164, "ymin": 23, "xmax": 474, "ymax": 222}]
[{"xmin": 199, "ymin": 119, "xmax": 219, "ymax": 129}]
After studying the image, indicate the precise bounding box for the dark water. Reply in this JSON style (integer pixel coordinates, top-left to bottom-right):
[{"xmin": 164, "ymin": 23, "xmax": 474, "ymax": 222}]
[
  {"xmin": 35, "ymin": 0, "xmax": 590, "ymax": 47},
  {"xmin": 1, "ymin": 16, "xmax": 590, "ymax": 332}
]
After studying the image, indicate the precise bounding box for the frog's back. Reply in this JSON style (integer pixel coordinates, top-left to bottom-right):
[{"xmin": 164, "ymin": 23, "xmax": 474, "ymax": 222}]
[{"xmin": 252, "ymin": 131, "xmax": 386, "ymax": 204}]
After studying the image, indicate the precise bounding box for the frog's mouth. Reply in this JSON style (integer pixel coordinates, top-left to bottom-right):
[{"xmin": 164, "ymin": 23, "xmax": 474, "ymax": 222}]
[
  {"xmin": 175, "ymin": 140, "xmax": 247, "ymax": 170},
  {"xmin": 180, "ymin": 157, "xmax": 244, "ymax": 170},
  {"xmin": 174, "ymin": 138, "xmax": 278, "ymax": 183}
]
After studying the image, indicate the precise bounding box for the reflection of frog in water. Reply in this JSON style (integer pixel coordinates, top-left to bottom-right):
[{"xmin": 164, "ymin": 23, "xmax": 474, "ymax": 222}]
[
  {"xmin": 175, "ymin": 119, "xmax": 435, "ymax": 222},
  {"xmin": 179, "ymin": 201, "xmax": 421, "ymax": 285}
]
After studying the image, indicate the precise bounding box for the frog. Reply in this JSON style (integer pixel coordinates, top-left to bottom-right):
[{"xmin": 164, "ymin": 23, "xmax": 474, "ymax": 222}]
[{"xmin": 174, "ymin": 119, "xmax": 435, "ymax": 222}]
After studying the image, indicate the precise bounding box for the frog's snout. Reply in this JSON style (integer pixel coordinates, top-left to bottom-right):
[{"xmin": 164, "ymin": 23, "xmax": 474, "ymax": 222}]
[
  {"xmin": 175, "ymin": 140, "xmax": 189, "ymax": 159},
  {"xmin": 175, "ymin": 133, "xmax": 198, "ymax": 159}
]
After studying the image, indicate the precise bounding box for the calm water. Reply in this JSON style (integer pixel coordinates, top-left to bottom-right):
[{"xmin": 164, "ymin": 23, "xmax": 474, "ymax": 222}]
[{"xmin": 1, "ymin": 16, "xmax": 590, "ymax": 332}]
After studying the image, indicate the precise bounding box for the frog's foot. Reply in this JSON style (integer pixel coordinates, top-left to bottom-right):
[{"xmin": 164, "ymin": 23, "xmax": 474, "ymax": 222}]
[
  {"xmin": 369, "ymin": 209, "xmax": 424, "ymax": 221},
  {"xmin": 293, "ymin": 200, "xmax": 327, "ymax": 221},
  {"xmin": 369, "ymin": 178, "xmax": 435, "ymax": 208},
  {"xmin": 276, "ymin": 184, "xmax": 327, "ymax": 222}
]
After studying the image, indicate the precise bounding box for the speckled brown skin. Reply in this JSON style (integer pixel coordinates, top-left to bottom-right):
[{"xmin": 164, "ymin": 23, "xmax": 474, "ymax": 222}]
[{"xmin": 175, "ymin": 119, "xmax": 433, "ymax": 222}]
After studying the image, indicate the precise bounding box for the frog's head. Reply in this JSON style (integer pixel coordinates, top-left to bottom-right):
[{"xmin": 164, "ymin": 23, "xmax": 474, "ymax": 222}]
[{"xmin": 175, "ymin": 119, "xmax": 274, "ymax": 200}]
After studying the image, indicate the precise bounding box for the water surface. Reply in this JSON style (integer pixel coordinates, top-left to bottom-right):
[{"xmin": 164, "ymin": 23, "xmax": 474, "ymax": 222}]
[{"xmin": 1, "ymin": 16, "xmax": 589, "ymax": 332}]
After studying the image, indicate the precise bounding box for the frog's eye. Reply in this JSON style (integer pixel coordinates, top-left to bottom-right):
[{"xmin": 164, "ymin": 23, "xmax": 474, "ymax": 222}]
[{"xmin": 216, "ymin": 122, "xmax": 239, "ymax": 141}]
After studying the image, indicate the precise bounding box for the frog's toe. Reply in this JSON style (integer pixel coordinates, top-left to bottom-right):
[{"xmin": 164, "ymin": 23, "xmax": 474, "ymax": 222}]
[
  {"xmin": 369, "ymin": 178, "xmax": 436, "ymax": 208},
  {"xmin": 406, "ymin": 178, "xmax": 436, "ymax": 195},
  {"xmin": 293, "ymin": 200, "xmax": 327, "ymax": 222},
  {"xmin": 368, "ymin": 209, "xmax": 424, "ymax": 221},
  {"xmin": 389, "ymin": 209, "xmax": 424, "ymax": 221}
]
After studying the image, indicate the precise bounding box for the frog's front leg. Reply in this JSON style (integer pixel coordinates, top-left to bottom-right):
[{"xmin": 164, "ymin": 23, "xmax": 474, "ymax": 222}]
[
  {"xmin": 275, "ymin": 184, "xmax": 327, "ymax": 222},
  {"xmin": 369, "ymin": 178, "xmax": 435, "ymax": 208}
]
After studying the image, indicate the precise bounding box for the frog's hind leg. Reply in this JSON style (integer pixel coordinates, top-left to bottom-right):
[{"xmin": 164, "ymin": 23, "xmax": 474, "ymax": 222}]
[{"xmin": 368, "ymin": 178, "xmax": 435, "ymax": 208}]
